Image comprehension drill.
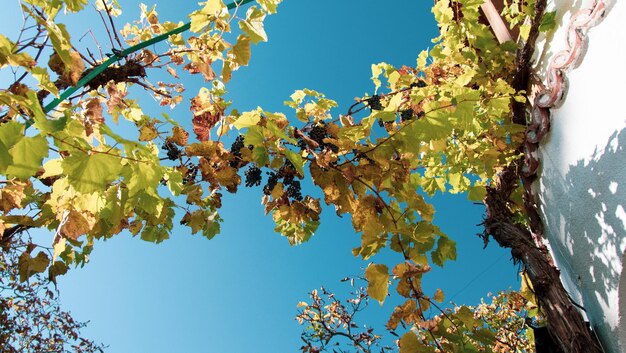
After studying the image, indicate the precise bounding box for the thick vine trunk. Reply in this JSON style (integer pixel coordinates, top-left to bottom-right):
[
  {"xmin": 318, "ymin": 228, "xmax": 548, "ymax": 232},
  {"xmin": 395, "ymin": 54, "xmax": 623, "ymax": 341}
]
[
  {"xmin": 484, "ymin": 0, "xmax": 603, "ymax": 351},
  {"xmin": 483, "ymin": 165, "xmax": 602, "ymax": 353}
]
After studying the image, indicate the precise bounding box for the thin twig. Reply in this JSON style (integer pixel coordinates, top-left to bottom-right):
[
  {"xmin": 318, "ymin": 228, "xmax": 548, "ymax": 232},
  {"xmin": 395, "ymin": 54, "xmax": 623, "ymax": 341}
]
[{"xmin": 100, "ymin": 0, "xmax": 124, "ymax": 49}]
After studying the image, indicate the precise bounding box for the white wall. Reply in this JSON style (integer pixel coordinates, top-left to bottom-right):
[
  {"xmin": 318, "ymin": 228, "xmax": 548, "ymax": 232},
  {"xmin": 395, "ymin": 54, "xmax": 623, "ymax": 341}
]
[{"xmin": 535, "ymin": 1, "xmax": 626, "ymax": 352}]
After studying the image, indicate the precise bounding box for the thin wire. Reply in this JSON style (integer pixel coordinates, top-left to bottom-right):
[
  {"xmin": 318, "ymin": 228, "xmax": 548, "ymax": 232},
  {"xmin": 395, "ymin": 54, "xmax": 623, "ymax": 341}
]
[{"xmin": 447, "ymin": 252, "xmax": 509, "ymax": 303}]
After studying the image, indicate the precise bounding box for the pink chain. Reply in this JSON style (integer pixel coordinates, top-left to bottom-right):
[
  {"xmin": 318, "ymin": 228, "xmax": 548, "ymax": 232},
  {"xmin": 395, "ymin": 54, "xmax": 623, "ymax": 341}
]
[{"xmin": 523, "ymin": 0, "xmax": 611, "ymax": 239}]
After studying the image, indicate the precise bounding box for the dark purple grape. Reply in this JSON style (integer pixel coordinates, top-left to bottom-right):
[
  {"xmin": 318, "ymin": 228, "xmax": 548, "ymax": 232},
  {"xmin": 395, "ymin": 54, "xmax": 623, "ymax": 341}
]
[
  {"xmin": 263, "ymin": 172, "xmax": 278, "ymax": 195},
  {"xmin": 308, "ymin": 125, "xmax": 327, "ymax": 146},
  {"xmin": 400, "ymin": 109, "xmax": 414, "ymax": 122},
  {"xmin": 229, "ymin": 135, "xmax": 252, "ymax": 168},
  {"xmin": 286, "ymin": 180, "xmax": 303, "ymax": 201},
  {"xmin": 410, "ymin": 80, "xmax": 427, "ymax": 88},
  {"xmin": 244, "ymin": 165, "xmax": 262, "ymax": 187},
  {"xmin": 230, "ymin": 135, "xmax": 245, "ymax": 156},
  {"xmin": 367, "ymin": 95, "xmax": 383, "ymax": 110},
  {"xmin": 162, "ymin": 141, "xmax": 181, "ymax": 161}
]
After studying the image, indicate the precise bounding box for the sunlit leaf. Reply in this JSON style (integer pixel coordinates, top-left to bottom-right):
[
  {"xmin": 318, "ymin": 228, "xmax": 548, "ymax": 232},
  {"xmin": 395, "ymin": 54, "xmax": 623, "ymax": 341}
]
[
  {"xmin": 365, "ymin": 263, "xmax": 389, "ymax": 304},
  {"xmin": 239, "ymin": 6, "xmax": 267, "ymax": 43},
  {"xmin": 6, "ymin": 135, "xmax": 49, "ymax": 180},
  {"xmin": 18, "ymin": 251, "xmax": 50, "ymax": 282},
  {"xmin": 62, "ymin": 152, "xmax": 123, "ymax": 193}
]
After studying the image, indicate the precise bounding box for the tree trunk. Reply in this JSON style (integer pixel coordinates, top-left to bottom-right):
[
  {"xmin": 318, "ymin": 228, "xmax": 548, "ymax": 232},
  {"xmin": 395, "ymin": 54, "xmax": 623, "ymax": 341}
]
[{"xmin": 483, "ymin": 165, "xmax": 603, "ymax": 353}]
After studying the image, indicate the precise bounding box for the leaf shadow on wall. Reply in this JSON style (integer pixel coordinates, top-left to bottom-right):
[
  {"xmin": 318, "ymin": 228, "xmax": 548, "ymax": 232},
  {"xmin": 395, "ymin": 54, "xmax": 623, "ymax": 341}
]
[{"xmin": 540, "ymin": 126, "xmax": 625, "ymax": 347}]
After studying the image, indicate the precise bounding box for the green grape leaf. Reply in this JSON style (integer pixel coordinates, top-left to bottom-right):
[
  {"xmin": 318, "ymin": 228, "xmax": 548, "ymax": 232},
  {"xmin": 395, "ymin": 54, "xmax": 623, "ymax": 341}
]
[
  {"xmin": 265, "ymin": 119, "xmax": 296, "ymax": 144},
  {"xmin": 125, "ymin": 161, "xmax": 163, "ymax": 198},
  {"xmin": 370, "ymin": 62, "xmax": 393, "ymax": 93},
  {"xmin": 140, "ymin": 225, "xmax": 170, "ymax": 243},
  {"xmin": 231, "ymin": 35, "xmax": 251, "ymax": 66},
  {"xmin": 0, "ymin": 34, "xmax": 36, "ymax": 68},
  {"xmin": 164, "ymin": 168, "xmax": 184, "ymax": 196},
  {"xmin": 189, "ymin": 0, "xmax": 226, "ymax": 32},
  {"xmin": 283, "ymin": 149, "xmax": 304, "ymax": 176},
  {"xmin": 0, "ymin": 140, "xmax": 11, "ymax": 173},
  {"xmin": 25, "ymin": 91, "xmax": 68, "ymax": 133},
  {"xmin": 48, "ymin": 260, "xmax": 68, "ymax": 284},
  {"xmin": 181, "ymin": 209, "xmax": 222, "ymax": 240},
  {"xmin": 432, "ymin": 235, "xmax": 456, "ymax": 267},
  {"xmin": 252, "ymin": 146, "xmax": 269, "ymax": 166},
  {"xmin": 474, "ymin": 328, "xmax": 497, "ymax": 346},
  {"xmin": 456, "ymin": 306, "xmax": 477, "ymax": 328},
  {"xmin": 417, "ymin": 49, "xmax": 429, "ymax": 69},
  {"xmin": 539, "ymin": 11, "xmax": 557, "ymax": 33},
  {"xmin": 365, "ymin": 263, "xmax": 389, "ymax": 304},
  {"xmin": 257, "ymin": 0, "xmax": 281, "ymax": 13},
  {"xmin": 233, "ymin": 110, "xmax": 261, "ymax": 129},
  {"xmin": 63, "ymin": 152, "xmax": 123, "ymax": 193},
  {"xmin": 399, "ymin": 331, "xmax": 432, "ymax": 353},
  {"xmin": 0, "ymin": 120, "xmax": 25, "ymax": 148},
  {"xmin": 6, "ymin": 134, "xmax": 49, "ymax": 180},
  {"xmin": 243, "ymin": 126, "xmax": 264, "ymax": 146},
  {"xmin": 434, "ymin": 288, "xmax": 444, "ymax": 302},
  {"xmin": 411, "ymin": 222, "xmax": 437, "ymax": 244},
  {"xmin": 44, "ymin": 22, "xmax": 73, "ymax": 68},
  {"xmin": 239, "ymin": 6, "xmax": 267, "ymax": 43},
  {"xmin": 62, "ymin": 0, "xmax": 89, "ymax": 12},
  {"xmin": 0, "ymin": 121, "xmax": 23, "ymax": 174},
  {"xmin": 467, "ymin": 185, "xmax": 486, "ymax": 201},
  {"xmin": 18, "ymin": 251, "xmax": 50, "ymax": 282},
  {"xmin": 31, "ymin": 67, "xmax": 59, "ymax": 96}
]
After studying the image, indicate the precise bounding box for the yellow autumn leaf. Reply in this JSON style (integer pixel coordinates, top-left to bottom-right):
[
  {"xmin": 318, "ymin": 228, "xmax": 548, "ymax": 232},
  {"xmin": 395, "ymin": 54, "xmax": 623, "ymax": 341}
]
[
  {"xmin": 233, "ymin": 110, "xmax": 261, "ymax": 130},
  {"xmin": 365, "ymin": 263, "xmax": 389, "ymax": 305},
  {"xmin": 434, "ymin": 288, "xmax": 444, "ymax": 303},
  {"xmin": 399, "ymin": 331, "xmax": 421, "ymax": 353}
]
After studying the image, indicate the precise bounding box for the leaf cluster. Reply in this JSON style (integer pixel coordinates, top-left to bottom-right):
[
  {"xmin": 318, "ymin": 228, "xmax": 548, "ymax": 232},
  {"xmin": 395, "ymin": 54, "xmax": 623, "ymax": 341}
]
[{"xmin": 0, "ymin": 0, "xmax": 544, "ymax": 351}]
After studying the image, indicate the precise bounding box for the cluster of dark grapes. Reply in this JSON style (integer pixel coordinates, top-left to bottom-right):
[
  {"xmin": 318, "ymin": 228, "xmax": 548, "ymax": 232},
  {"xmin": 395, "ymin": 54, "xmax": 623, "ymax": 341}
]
[
  {"xmin": 244, "ymin": 165, "xmax": 262, "ymax": 187},
  {"xmin": 279, "ymin": 160, "xmax": 297, "ymax": 185},
  {"xmin": 162, "ymin": 140, "xmax": 181, "ymax": 161},
  {"xmin": 261, "ymin": 161, "xmax": 303, "ymax": 201},
  {"xmin": 400, "ymin": 108, "xmax": 414, "ymax": 122},
  {"xmin": 308, "ymin": 125, "xmax": 327, "ymax": 146},
  {"xmin": 305, "ymin": 124, "xmax": 338, "ymax": 153},
  {"xmin": 410, "ymin": 80, "xmax": 427, "ymax": 88},
  {"xmin": 263, "ymin": 172, "xmax": 279, "ymax": 195},
  {"xmin": 229, "ymin": 135, "xmax": 252, "ymax": 168},
  {"xmin": 285, "ymin": 180, "xmax": 303, "ymax": 201},
  {"xmin": 230, "ymin": 135, "xmax": 245, "ymax": 157},
  {"xmin": 367, "ymin": 95, "xmax": 383, "ymax": 111}
]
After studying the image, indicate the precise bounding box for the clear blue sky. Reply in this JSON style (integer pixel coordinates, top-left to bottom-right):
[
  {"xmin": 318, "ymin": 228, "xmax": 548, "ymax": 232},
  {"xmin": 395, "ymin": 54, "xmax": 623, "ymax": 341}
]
[{"xmin": 2, "ymin": 1, "xmax": 518, "ymax": 352}]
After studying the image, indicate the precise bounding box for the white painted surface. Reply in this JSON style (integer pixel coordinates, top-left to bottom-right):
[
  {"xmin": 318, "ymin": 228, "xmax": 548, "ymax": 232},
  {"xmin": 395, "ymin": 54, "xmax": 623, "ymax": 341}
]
[{"xmin": 535, "ymin": 1, "xmax": 626, "ymax": 352}]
